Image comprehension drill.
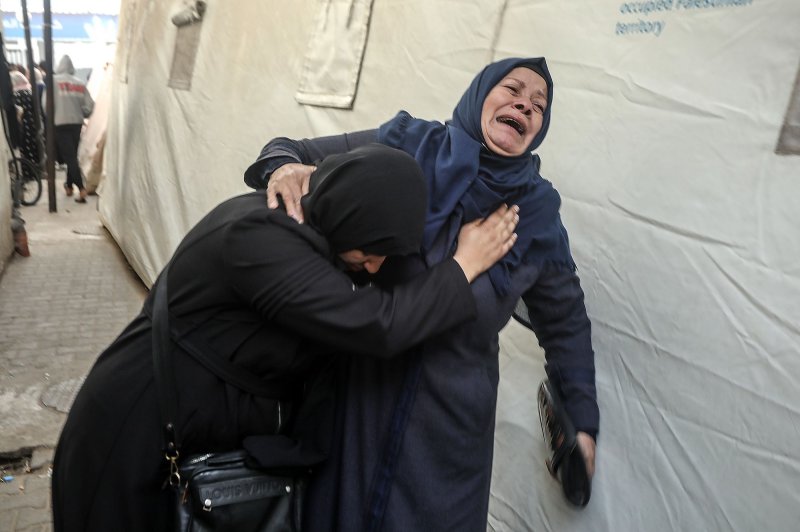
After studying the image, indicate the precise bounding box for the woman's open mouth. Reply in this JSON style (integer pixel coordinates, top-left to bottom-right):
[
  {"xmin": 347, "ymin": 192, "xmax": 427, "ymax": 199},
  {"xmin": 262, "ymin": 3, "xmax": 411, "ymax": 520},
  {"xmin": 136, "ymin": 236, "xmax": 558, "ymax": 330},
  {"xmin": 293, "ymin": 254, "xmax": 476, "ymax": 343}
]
[{"xmin": 497, "ymin": 116, "xmax": 525, "ymax": 136}]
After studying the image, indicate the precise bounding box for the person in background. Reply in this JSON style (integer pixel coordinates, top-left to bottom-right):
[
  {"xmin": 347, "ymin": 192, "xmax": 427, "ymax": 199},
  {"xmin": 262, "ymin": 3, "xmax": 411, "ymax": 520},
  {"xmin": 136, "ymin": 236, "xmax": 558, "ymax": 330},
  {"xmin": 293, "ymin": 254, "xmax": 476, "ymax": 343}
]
[
  {"xmin": 245, "ymin": 56, "xmax": 598, "ymax": 530},
  {"xmin": 8, "ymin": 63, "xmax": 26, "ymax": 76},
  {"xmin": 52, "ymin": 143, "xmax": 520, "ymax": 531},
  {"xmin": 10, "ymin": 71, "xmax": 41, "ymax": 171},
  {"xmin": 33, "ymin": 66, "xmax": 45, "ymax": 106},
  {"xmin": 43, "ymin": 54, "xmax": 94, "ymax": 203}
]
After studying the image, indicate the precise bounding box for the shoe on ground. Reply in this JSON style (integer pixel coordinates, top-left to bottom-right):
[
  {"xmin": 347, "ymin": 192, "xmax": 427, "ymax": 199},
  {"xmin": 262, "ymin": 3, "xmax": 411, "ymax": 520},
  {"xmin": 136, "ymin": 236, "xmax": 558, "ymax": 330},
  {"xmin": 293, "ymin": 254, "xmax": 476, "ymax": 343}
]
[
  {"xmin": 75, "ymin": 189, "xmax": 88, "ymax": 203},
  {"xmin": 13, "ymin": 228, "xmax": 30, "ymax": 257},
  {"xmin": 64, "ymin": 183, "xmax": 73, "ymax": 196}
]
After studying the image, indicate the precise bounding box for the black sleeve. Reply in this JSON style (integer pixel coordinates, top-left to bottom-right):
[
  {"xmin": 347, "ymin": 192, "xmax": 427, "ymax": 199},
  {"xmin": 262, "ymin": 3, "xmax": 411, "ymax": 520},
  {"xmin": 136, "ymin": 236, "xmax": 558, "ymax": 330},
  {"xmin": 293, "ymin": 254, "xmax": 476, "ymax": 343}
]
[
  {"xmin": 243, "ymin": 129, "xmax": 379, "ymax": 189},
  {"xmin": 521, "ymin": 265, "xmax": 599, "ymax": 438},
  {"xmin": 225, "ymin": 215, "xmax": 477, "ymax": 357}
]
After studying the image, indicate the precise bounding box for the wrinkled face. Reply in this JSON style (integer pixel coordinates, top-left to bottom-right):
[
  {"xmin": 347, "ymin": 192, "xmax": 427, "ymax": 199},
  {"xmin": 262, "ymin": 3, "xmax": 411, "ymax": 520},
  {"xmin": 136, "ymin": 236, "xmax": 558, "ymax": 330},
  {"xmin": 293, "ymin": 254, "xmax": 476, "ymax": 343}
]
[
  {"xmin": 337, "ymin": 250, "xmax": 387, "ymax": 274},
  {"xmin": 480, "ymin": 67, "xmax": 548, "ymax": 157}
]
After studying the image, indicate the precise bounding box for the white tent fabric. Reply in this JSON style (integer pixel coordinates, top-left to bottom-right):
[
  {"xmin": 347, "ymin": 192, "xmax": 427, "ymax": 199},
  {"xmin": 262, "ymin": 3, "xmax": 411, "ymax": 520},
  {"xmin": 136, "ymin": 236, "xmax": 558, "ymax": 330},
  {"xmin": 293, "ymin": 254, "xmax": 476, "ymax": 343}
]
[
  {"xmin": 79, "ymin": 60, "xmax": 113, "ymax": 193},
  {"xmin": 295, "ymin": 0, "xmax": 375, "ymax": 108},
  {"xmin": 102, "ymin": 1, "xmax": 800, "ymax": 530}
]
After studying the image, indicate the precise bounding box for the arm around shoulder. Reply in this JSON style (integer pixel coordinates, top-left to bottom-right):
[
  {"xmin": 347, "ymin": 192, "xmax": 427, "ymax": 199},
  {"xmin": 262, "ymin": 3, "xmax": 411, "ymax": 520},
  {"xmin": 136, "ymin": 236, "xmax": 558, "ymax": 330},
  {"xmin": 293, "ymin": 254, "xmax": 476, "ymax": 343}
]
[
  {"xmin": 277, "ymin": 256, "xmax": 478, "ymax": 358},
  {"xmin": 224, "ymin": 214, "xmax": 477, "ymax": 358},
  {"xmin": 243, "ymin": 130, "xmax": 379, "ymax": 190}
]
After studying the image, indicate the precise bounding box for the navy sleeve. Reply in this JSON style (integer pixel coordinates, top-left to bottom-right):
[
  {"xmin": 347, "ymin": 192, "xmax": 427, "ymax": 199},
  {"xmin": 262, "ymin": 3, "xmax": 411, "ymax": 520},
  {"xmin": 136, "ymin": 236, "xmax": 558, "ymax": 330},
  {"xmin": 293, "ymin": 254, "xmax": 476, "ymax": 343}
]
[
  {"xmin": 244, "ymin": 130, "xmax": 379, "ymax": 189},
  {"xmin": 521, "ymin": 265, "xmax": 599, "ymax": 438}
]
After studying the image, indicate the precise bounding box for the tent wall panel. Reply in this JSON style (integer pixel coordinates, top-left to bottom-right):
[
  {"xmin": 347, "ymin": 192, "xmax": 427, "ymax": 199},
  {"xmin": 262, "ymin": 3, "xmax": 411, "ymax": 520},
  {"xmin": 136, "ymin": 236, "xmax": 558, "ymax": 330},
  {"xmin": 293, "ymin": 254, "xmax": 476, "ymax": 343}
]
[{"xmin": 103, "ymin": 1, "xmax": 800, "ymax": 530}]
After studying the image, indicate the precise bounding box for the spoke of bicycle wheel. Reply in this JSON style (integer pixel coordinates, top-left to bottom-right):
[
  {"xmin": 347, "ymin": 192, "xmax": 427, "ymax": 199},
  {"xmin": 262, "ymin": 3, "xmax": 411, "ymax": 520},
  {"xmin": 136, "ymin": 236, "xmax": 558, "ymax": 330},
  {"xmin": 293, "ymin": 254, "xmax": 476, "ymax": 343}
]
[{"xmin": 23, "ymin": 182, "xmax": 34, "ymax": 205}]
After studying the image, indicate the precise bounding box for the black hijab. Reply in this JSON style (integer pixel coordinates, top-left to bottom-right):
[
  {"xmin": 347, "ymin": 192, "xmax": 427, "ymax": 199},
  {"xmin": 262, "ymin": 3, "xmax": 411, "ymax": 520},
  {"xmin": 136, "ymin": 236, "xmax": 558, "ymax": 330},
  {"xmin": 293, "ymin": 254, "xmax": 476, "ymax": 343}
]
[
  {"xmin": 378, "ymin": 57, "xmax": 575, "ymax": 296},
  {"xmin": 301, "ymin": 143, "xmax": 428, "ymax": 256}
]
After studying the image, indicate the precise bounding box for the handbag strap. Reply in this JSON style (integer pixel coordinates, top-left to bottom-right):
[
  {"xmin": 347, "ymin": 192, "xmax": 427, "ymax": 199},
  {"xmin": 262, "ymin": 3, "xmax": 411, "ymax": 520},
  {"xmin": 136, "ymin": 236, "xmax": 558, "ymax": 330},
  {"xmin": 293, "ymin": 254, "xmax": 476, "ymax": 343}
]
[{"xmin": 150, "ymin": 270, "xmax": 183, "ymax": 483}]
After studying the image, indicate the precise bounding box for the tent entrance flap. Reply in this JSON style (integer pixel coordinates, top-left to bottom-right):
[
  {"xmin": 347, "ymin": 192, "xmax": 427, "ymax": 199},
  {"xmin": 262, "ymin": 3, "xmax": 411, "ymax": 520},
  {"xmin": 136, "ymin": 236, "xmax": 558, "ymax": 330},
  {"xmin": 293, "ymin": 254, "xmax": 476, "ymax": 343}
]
[{"xmin": 295, "ymin": 0, "xmax": 375, "ymax": 109}]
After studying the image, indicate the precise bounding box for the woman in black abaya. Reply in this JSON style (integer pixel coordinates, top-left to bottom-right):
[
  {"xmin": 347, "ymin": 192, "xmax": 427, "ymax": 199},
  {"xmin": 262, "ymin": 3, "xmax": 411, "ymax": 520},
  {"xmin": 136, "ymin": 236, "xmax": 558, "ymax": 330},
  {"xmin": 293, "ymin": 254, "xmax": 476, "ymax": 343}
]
[{"xmin": 51, "ymin": 143, "xmax": 518, "ymax": 531}]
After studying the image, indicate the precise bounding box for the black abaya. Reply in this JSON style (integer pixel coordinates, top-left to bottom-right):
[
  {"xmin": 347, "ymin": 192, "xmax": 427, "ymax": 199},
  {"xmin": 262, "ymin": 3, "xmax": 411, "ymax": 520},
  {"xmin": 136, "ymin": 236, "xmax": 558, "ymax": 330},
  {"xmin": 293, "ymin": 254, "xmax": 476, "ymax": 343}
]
[{"xmin": 52, "ymin": 192, "xmax": 477, "ymax": 531}]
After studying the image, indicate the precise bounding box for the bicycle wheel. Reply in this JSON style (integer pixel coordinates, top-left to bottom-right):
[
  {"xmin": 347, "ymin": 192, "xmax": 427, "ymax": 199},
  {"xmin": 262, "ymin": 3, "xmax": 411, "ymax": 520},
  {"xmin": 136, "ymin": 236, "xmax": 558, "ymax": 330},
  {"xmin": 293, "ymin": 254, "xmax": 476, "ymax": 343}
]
[{"xmin": 10, "ymin": 158, "xmax": 43, "ymax": 206}]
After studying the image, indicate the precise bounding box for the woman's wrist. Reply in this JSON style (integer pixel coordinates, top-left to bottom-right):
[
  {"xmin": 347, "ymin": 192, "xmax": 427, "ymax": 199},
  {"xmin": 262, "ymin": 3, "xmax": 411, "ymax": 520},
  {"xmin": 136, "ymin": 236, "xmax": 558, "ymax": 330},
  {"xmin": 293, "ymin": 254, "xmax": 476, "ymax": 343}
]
[{"xmin": 452, "ymin": 254, "xmax": 479, "ymax": 283}]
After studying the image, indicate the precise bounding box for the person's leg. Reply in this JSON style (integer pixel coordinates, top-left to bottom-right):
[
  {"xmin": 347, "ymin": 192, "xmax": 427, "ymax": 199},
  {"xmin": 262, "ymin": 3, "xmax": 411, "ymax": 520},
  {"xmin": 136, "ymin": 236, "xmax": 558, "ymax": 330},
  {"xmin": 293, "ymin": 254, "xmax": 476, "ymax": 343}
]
[
  {"xmin": 63, "ymin": 125, "xmax": 86, "ymax": 202},
  {"xmin": 53, "ymin": 126, "xmax": 74, "ymax": 196}
]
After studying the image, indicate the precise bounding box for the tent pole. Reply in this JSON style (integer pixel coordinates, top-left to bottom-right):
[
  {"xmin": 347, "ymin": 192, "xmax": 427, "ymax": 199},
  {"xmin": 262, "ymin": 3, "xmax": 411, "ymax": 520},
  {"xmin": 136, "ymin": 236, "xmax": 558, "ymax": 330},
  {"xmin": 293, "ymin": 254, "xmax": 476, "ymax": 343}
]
[{"xmin": 42, "ymin": 0, "xmax": 56, "ymax": 212}]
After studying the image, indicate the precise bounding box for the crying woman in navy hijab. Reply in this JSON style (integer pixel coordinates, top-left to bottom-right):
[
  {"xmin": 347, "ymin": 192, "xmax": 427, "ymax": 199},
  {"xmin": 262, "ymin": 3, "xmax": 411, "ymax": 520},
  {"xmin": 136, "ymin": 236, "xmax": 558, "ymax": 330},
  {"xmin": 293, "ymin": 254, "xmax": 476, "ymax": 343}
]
[{"xmin": 245, "ymin": 58, "xmax": 598, "ymax": 530}]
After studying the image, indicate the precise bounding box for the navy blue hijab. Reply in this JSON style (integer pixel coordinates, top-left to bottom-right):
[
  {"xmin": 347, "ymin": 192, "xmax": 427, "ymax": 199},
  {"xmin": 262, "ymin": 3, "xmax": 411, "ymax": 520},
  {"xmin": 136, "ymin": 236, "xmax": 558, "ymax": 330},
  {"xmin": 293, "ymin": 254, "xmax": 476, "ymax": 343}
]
[{"xmin": 378, "ymin": 57, "xmax": 574, "ymax": 296}]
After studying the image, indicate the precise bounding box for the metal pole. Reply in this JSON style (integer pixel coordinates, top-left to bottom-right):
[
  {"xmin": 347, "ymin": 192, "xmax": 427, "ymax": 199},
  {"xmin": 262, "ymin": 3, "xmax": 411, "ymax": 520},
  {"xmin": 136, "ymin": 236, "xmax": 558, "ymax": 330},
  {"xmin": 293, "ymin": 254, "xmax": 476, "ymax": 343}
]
[
  {"xmin": 20, "ymin": 0, "xmax": 44, "ymax": 166},
  {"xmin": 43, "ymin": 0, "xmax": 56, "ymax": 212}
]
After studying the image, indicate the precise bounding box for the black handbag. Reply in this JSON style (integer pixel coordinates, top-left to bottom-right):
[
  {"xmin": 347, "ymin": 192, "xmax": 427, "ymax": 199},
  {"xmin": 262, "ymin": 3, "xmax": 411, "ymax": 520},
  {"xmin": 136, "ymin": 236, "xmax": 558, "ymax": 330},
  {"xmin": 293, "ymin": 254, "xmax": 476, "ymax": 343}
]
[
  {"xmin": 174, "ymin": 450, "xmax": 306, "ymax": 532},
  {"xmin": 150, "ymin": 270, "xmax": 307, "ymax": 531}
]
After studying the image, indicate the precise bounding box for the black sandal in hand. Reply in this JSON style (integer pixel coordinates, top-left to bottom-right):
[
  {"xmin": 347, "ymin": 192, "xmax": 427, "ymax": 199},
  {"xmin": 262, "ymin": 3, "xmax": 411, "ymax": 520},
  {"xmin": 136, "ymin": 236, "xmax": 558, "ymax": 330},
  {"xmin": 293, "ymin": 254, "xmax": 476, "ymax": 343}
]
[{"xmin": 537, "ymin": 379, "xmax": 592, "ymax": 507}]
